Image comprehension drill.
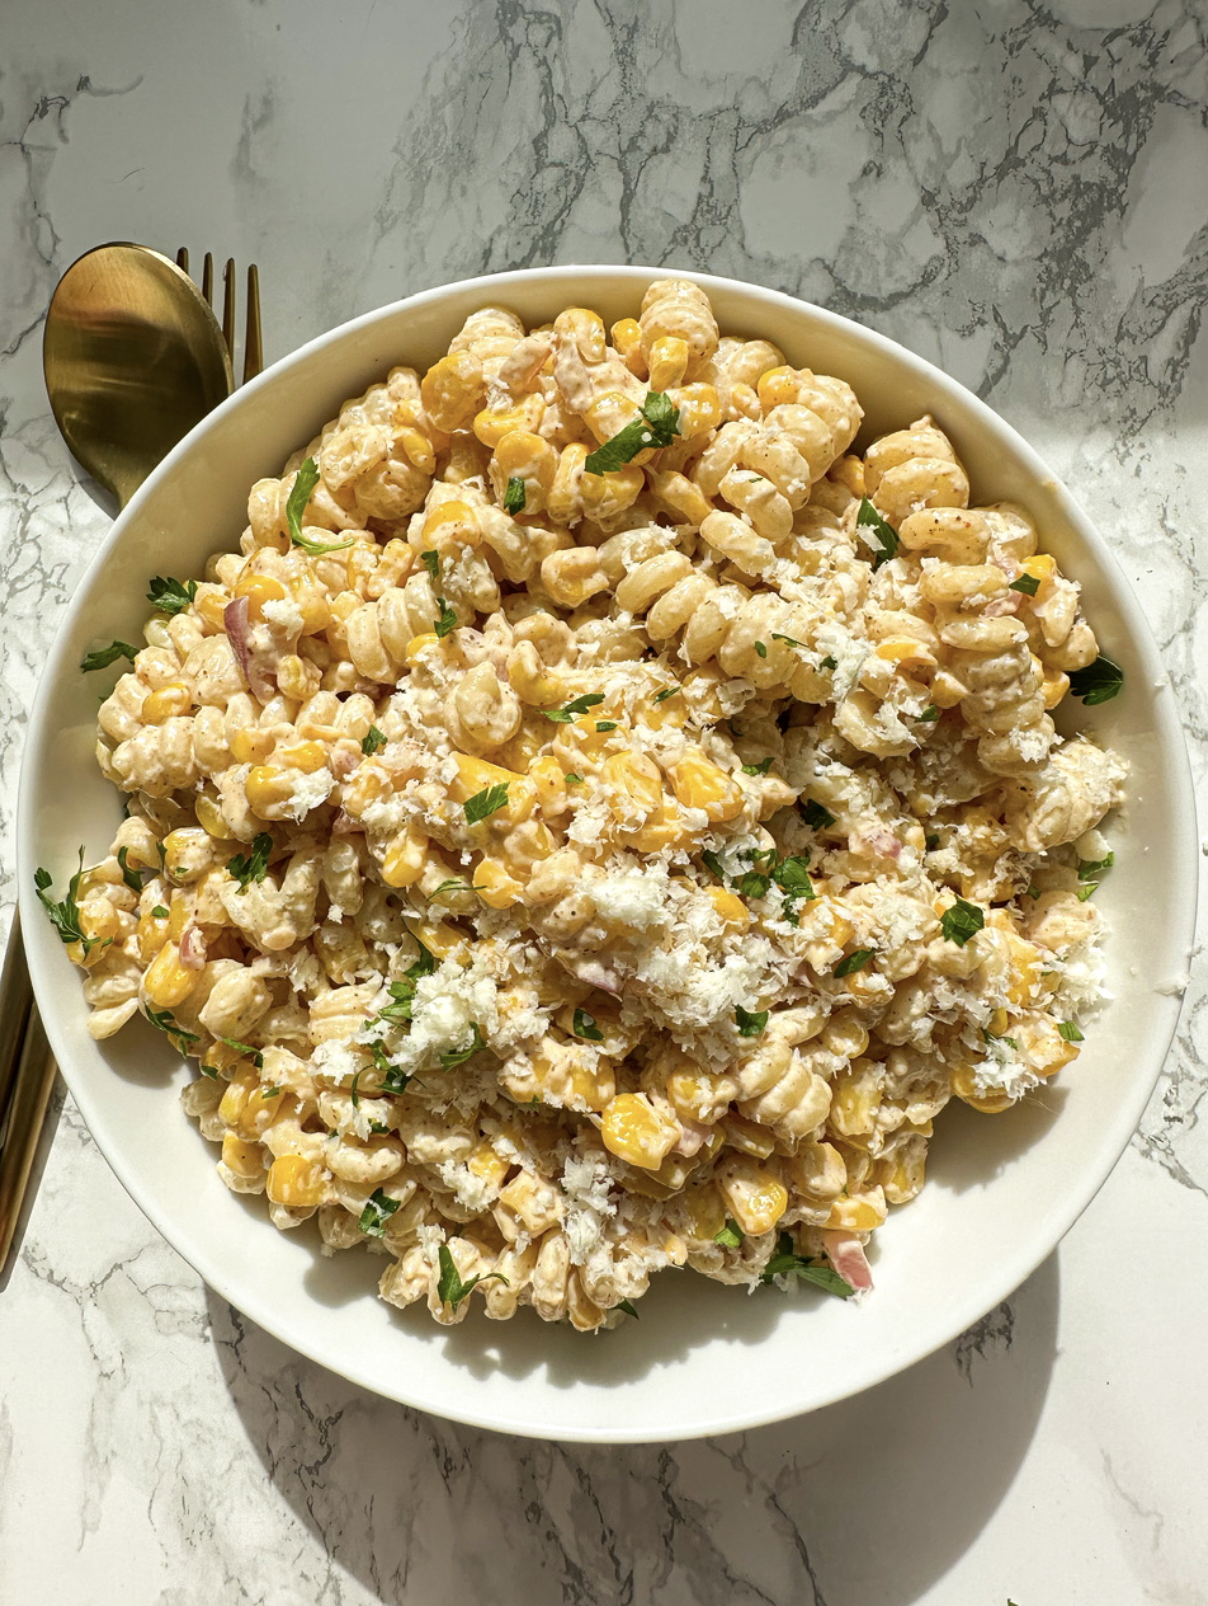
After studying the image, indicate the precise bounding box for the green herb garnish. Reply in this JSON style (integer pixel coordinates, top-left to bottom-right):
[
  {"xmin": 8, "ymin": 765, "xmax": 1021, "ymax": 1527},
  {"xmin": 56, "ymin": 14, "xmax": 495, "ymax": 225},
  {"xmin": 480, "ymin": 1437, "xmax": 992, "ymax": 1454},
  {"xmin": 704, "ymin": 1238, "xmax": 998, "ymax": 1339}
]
[
  {"xmin": 285, "ymin": 458, "xmax": 355, "ymax": 555},
  {"xmin": 1078, "ymin": 851, "xmax": 1114, "ymax": 881},
  {"xmin": 34, "ymin": 849, "xmax": 103, "ymax": 953},
  {"xmin": 1058, "ymin": 1022, "xmax": 1084, "ymax": 1042},
  {"xmin": 434, "ymin": 598, "xmax": 458, "ymax": 638},
  {"xmin": 616, "ymin": 1299, "xmax": 639, "ymax": 1319},
  {"xmin": 917, "ymin": 705, "xmax": 939, "ymax": 722},
  {"xmin": 924, "ymin": 833, "xmax": 941, "ymax": 851},
  {"xmin": 81, "ymin": 640, "xmax": 137, "ymax": 672},
  {"xmin": 984, "ymin": 1028, "xmax": 1020, "ymax": 1051},
  {"xmin": 565, "ymin": 773, "xmax": 584, "ymax": 785},
  {"xmin": 1068, "ymin": 653, "xmax": 1124, "ymax": 706},
  {"xmin": 116, "ymin": 846, "xmax": 145, "ymax": 894},
  {"xmin": 151, "ymin": 905, "xmax": 169, "ymax": 919},
  {"xmin": 220, "ymin": 1036, "xmax": 265, "ymax": 1070},
  {"xmin": 772, "ymin": 856, "xmax": 815, "ymax": 906},
  {"xmin": 503, "ymin": 476, "xmax": 527, "ymax": 515},
  {"xmin": 753, "ymin": 641, "xmax": 768, "ymax": 658},
  {"xmin": 833, "ymin": 948, "xmax": 874, "ymax": 978},
  {"xmin": 653, "ymin": 685, "xmax": 680, "ymax": 703},
  {"xmin": 428, "ymin": 878, "xmax": 475, "ymax": 903},
  {"xmin": 145, "ymin": 1005, "xmax": 200, "ymax": 1052},
  {"xmin": 736, "ymin": 871, "xmax": 771, "ymax": 900},
  {"xmin": 856, "ymin": 498, "xmax": 899, "ymax": 570},
  {"xmin": 572, "ymin": 1009, "xmax": 604, "ymax": 1042},
  {"xmin": 227, "ymin": 832, "xmax": 273, "ymax": 894},
  {"xmin": 771, "ymin": 633, "xmax": 802, "ymax": 648},
  {"xmin": 583, "ymin": 391, "xmax": 681, "ymax": 475},
  {"xmin": 819, "ymin": 655, "xmax": 838, "ymax": 671},
  {"xmin": 439, "ymin": 1023, "xmax": 485, "ymax": 1068},
  {"xmin": 362, "ymin": 726, "xmax": 387, "ymax": 756},
  {"xmin": 760, "ymin": 1231, "xmax": 854, "ymax": 1298},
  {"xmin": 359, "ymin": 1189, "xmax": 402, "ymax": 1238},
  {"xmin": 715, "ymin": 1218, "xmax": 743, "ymax": 1249},
  {"xmin": 741, "ymin": 758, "xmax": 774, "ymax": 776},
  {"xmin": 800, "ymin": 799, "xmax": 836, "ymax": 831},
  {"xmin": 420, "ymin": 549, "xmax": 440, "ymax": 581},
  {"xmin": 595, "ymin": 720, "xmax": 618, "ymax": 732},
  {"xmin": 464, "ymin": 782, "xmax": 510, "ymax": 824},
  {"xmin": 940, "ymin": 898, "xmax": 985, "ymax": 946},
  {"xmin": 1009, "ymin": 573, "xmax": 1040, "ymax": 596},
  {"xmin": 544, "ymin": 693, "xmax": 605, "ymax": 723},
  {"xmin": 146, "ymin": 575, "xmax": 198, "ymax": 615},
  {"xmin": 735, "ymin": 1005, "xmax": 768, "ymax": 1037},
  {"xmin": 436, "ymin": 1242, "xmax": 508, "ymax": 1310},
  {"xmin": 702, "ymin": 850, "xmax": 727, "ymax": 883}
]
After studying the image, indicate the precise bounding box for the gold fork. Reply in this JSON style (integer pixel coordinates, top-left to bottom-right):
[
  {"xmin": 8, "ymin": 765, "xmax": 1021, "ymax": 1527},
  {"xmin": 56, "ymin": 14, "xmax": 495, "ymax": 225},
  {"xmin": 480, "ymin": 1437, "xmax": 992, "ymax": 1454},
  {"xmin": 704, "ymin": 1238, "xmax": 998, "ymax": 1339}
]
[{"xmin": 175, "ymin": 248, "xmax": 264, "ymax": 383}]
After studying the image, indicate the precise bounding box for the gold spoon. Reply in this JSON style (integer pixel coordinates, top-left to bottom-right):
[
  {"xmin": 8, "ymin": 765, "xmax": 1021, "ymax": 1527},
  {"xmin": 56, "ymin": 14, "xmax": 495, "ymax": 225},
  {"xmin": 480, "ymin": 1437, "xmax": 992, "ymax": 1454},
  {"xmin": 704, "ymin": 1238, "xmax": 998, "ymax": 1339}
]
[{"xmin": 42, "ymin": 241, "xmax": 233, "ymax": 507}]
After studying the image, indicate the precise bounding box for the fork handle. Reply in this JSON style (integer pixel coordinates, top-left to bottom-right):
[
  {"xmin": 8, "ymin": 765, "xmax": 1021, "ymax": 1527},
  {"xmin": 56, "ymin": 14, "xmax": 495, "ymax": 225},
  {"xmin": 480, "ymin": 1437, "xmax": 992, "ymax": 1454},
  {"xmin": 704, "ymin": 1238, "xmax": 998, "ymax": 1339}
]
[{"xmin": 0, "ymin": 920, "xmax": 58, "ymax": 1275}]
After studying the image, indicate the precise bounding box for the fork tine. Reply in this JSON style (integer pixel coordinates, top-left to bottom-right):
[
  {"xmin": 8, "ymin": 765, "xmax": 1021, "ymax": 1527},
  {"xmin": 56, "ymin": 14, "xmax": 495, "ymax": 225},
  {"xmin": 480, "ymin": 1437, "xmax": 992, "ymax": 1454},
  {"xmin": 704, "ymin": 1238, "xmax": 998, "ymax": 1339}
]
[
  {"xmin": 176, "ymin": 246, "xmax": 189, "ymax": 273},
  {"xmin": 221, "ymin": 258, "xmax": 236, "ymax": 359},
  {"xmin": 203, "ymin": 252, "xmax": 214, "ymax": 308},
  {"xmin": 243, "ymin": 264, "xmax": 263, "ymax": 383}
]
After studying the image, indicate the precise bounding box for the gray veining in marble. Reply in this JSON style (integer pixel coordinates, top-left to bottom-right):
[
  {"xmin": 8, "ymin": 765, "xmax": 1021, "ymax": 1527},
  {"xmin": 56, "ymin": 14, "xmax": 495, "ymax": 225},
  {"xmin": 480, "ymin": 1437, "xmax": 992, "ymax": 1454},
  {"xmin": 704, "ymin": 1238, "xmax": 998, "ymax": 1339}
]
[{"xmin": 1, "ymin": 0, "xmax": 1206, "ymax": 1601}]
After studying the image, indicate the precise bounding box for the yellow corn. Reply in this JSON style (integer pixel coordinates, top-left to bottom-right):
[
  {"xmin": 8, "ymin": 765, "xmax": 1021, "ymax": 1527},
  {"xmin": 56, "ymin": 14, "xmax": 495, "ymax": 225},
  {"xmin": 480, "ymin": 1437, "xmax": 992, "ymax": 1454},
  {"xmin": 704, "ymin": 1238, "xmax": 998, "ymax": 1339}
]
[
  {"xmin": 143, "ymin": 941, "xmax": 198, "ymax": 1008},
  {"xmin": 756, "ymin": 365, "xmax": 800, "ymax": 412},
  {"xmin": 404, "ymin": 632, "xmax": 440, "ymax": 664},
  {"xmin": 137, "ymin": 906, "xmax": 171, "ymax": 965},
  {"xmin": 265, "ymin": 1153, "xmax": 328, "ymax": 1208},
  {"xmin": 601, "ymin": 751, "xmax": 663, "ymax": 814},
  {"xmin": 197, "ymin": 590, "xmax": 229, "ymax": 630},
  {"xmin": 66, "ymin": 898, "xmax": 123, "ymax": 969},
  {"xmin": 275, "ymin": 740, "xmax": 328, "ymax": 774},
  {"xmin": 276, "ymin": 654, "xmax": 321, "ymax": 702},
  {"xmin": 708, "ymin": 886, "xmax": 749, "ymax": 931},
  {"xmin": 466, "ymin": 1141, "xmax": 510, "ymax": 1190},
  {"xmin": 600, "ymin": 1093, "xmax": 679, "ymax": 1170},
  {"xmin": 473, "ymin": 394, "xmax": 545, "ymax": 448},
  {"xmin": 381, "ymin": 824, "xmax": 429, "ymax": 888},
  {"xmin": 1020, "ymin": 552, "xmax": 1057, "ymax": 582},
  {"xmin": 230, "ymin": 725, "xmax": 275, "ymax": 765},
  {"xmin": 876, "ymin": 1148, "xmax": 926, "ymax": 1205},
  {"xmin": 492, "ymin": 429, "xmax": 556, "ymax": 493},
  {"xmin": 233, "ymin": 571, "xmax": 288, "ymax": 619},
  {"xmin": 951, "ymin": 1064, "xmax": 1014, "ymax": 1114},
  {"xmin": 680, "ymin": 1182, "xmax": 727, "ymax": 1241},
  {"xmin": 581, "ymin": 463, "xmax": 644, "ymax": 523},
  {"xmin": 610, "ymin": 316, "xmax": 645, "ymax": 371},
  {"xmin": 721, "ymin": 1112, "xmax": 777, "ymax": 1159},
  {"xmin": 622, "ymin": 800, "xmax": 693, "ymax": 854},
  {"xmin": 669, "ymin": 382, "xmax": 721, "ymax": 437},
  {"xmin": 412, "ymin": 920, "xmax": 464, "ymax": 960},
  {"xmin": 667, "ymin": 752, "xmax": 744, "ymax": 823},
  {"xmin": 719, "ymin": 1166, "xmax": 789, "ymax": 1236},
  {"xmin": 528, "ymin": 754, "xmax": 568, "ymax": 815},
  {"xmin": 219, "ymin": 1070, "xmax": 287, "ymax": 1138},
  {"xmin": 1041, "ymin": 665, "xmax": 1069, "ymax": 709},
  {"xmin": 244, "ymin": 765, "xmax": 293, "ymax": 816},
  {"xmin": 828, "ymin": 1064, "xmax": 883, "ymax": 1140},
  {"xmin": 874, "ymin": 636, "xmax": 936, "ymax": 666},
  {"xmin": 194, "ymin": 793, "xmax": 230, "ymax": 839},
  {"xmin": 221, "ymin": 1133, "xmax": 265, "ymax": 1181},
  {"xmin": 448, "ymin": 753, "xmax": 537, "ymax": 825},
  {"xmin": 647, "ymin": 335, "xmax": 689, "ymax": 391},
  {"xmin": 1006, "ymin": 937, "xmax": 1042, "ymax": 1006},
  {"xmin": 420, "ymin": 349, "xmax": 483, "ymax": 432},
  {"xmin": 167, "ymin": 894, "xmax": 190, "ymax": 941},
  {"xmin": 422, "ymin": 498, "xmax": 481, "ymax": 548},
  {"xmin": 141, "ymin": 682, "xmax": 192, "ymax": 725},
  {"xmin": 471, "ymin": 856, "xmax": 524, "ymax": 909},
  {"xmin": 583, "ymin": 390, "xmax": 645, "ymax": 447},
  {"xmin": 825, "ymin": 1189, "xmax": 887, "ymax": 1231}
]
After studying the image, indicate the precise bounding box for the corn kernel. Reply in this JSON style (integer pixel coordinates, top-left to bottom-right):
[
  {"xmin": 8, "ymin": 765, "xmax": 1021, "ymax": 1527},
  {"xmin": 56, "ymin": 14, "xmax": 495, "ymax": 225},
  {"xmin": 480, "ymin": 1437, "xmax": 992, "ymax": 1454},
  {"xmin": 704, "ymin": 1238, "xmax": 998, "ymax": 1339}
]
[
  {"xmin": 719, "ymin": 1166, "xmax": 789, "ymax": 1236},
  {"xmin": 708, "ymin": 887, "xmax": 749, "ymax": 931},
  {"xmin": 600, "ymin": 1093, "xmax": 679, "ymax": 1170},
  {"xmin": 610, "ymin": 317, "xmax": 645, "ymax": 372},
  {"xmin": 466, "ymin": 1141, "xmax": 510, "ymax": 1190},
  {"xmin": 245, "ymin": 765, "xmax": 293, "ymax": 816},
  {"xmin": 601, "ymin": 751, "xmax": 663, "ymax": 814},
  {"xmin": 667, "ymin": 752, "xmax": 744, "ymax": 823},
  {"xmin": 141, "ymin": 682, "xmax": 192, "ymax": 725},
  {"xmin": 233, "ymin": 571, "xmax": 288, "ymax": 619},
  {"xmin": 473, "ymin": 394, "xmax": 546, "ymax": 448},
  {"xmin": 825, "ymin": 1189, "xmax": 887, "ymax": 1231},
  {"xmin": 449, "ymin": 752, "xmax": 537, "ymax": 824},
  {"xmin": 381, "ymin": 824, "xmax": 429, "ymax": 888},
  {"xmin": 167, "ymin": 894, "xmax": 190, "ymax": 941},
  {"xmin": 404, "ymin": 632, "xmax": 440, "ymax": 664},
  {"xmin": 266, "ymin": 1153, "xmax": 328, "ymax": 1208},
  {"xmin": 1041, "ymin": 665, "xmax": 1069, "ymax": 709},
  {"xmin": 143, "ymin": 940, "xmax": 198, "ymax": 1008},
  {"xmin": 874, "ymin": 636, "xmax": 936, "ymax": 666},
  {"xmin": 137, "ymin": 906, "xmax": 171, "ymax": 964},
  {"xmin": 422, "ymin": 498, "xmax": 481, "ymax": 548},
  {"xmin": 194, "ymin": 792, "xmax": 230, "ymax": 839},
  {"xmin": 648, "ymin": 335, "xmax": 689, "ymax": 391},
  {"xmin": 197, "ymin": 590, "xmax": 229, "ymax": 630},
  {"xmin": 951, "ymin": 1063, "xmax": 1014, "ymax": 1114},
  {"xmin": 420, "ymin": 350, "xmax": 483, "ymax": 432},
  {"xmin": 275, "ymin": 739, "xmax": 327, "ymax": 774},
  {"xmin": 472, "ymin": 856, "xmax": 524, "ymax": 909},
  {"xmin": 680, "ymin": 1183, "xmax": 727, "ymax": 1241},
  {"xmin": 529, "ymin": 754, "xmax": 568, "ymax": 816},
  {"xmin": 230, "ymin": 725, "xmax": 275, "ymax": 765},
  {"xmin": 757, "ymin": 365, "xmax": 800, "ymax": 412},
  {"xmin": 1020, "ymin": 553, "xmax": 1057, "ymax": 581},
  {"xmin": 670, "ymin": 382, "xmax": 722, "ymax": 438}
]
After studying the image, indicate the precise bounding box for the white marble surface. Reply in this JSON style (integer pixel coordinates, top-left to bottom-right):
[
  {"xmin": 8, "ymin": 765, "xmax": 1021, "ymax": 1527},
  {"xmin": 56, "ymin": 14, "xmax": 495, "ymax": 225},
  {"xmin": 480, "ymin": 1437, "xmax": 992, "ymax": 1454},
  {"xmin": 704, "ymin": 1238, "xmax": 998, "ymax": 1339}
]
[{"xmin": 1, "ymin": 1, "xmax": 1205, "ymax": 1600}]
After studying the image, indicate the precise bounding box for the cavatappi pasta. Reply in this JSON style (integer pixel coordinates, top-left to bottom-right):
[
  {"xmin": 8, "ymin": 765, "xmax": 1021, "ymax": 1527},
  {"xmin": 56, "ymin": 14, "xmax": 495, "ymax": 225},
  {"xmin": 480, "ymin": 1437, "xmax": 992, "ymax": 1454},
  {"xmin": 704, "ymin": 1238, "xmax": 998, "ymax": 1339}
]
[{"xmin": 56, "ymin": 279, "xmax": 1126, "ymax": 1328}]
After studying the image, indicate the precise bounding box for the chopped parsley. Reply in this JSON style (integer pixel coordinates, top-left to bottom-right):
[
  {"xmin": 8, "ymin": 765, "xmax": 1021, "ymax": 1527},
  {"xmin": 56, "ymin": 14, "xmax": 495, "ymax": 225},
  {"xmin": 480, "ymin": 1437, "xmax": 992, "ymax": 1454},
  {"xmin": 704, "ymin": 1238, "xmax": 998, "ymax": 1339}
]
[
  {"xmin": 545, "ymin": 693, "xmax": 605, "ymax": 722},
  {"xmin": 1009, "ymin": 572, "xmax": 1040, "ymax": 596},
  {"xmin": 565, "ymin": 773, "xmax": 584, "ymax": 785},
  {"xmin": 1058, "ymin": 1021, "xmax": 1084, "ymax": 1043},
  {"xmin": 260, "ymin": 1085, "xmax": 282, "ymax": 1099},
  {"xmin": 741, "ymin": 757, "xmax": 774, "ymax": 776},
  {"xmin": 151, "ymin": 905, "xmax": 169, "ymax": 919},
  {"xmin": 653, "ymin": 685, "xmax": 680, "ymax": 703},
  {"xmin": 984, "ymin": 1028, "xmax": 1020, "ymax": 1051},
  {"xmin": 359, "ymin": 1188, "xmax": 401, "ymax": 1238},
  {"xmin": 433, "ymin": 598, "xmax": 458, "ymax": 638},
  {"xmin": 144, "ymin": 1005, "xmax": 199, "ymax": 1053},
  {"xmin": 760, "ymin": 1232, "xmax": 854, "ymax": 1298},
  {"xmin": 917, "ymin": 705, "xmax": 939, "ymax": 723},
  {"xmin": 834, "ymin": 948, "xmax": 874, "ymax": 978},
  {"xmin": 371, "ymin": 1041, "xmax": 413, "ymax": 1095},
  {"xmin": 1024, "ymin": 884, "xmax": 1041, "ymax": 900},
  {"xmin": 856, "ymin": 498, "xmax": 899, "ymax": 570},
  {"xmin": 34, "ymin": 850, "xmax": 103, "ymax": 953},
  {"xmin": 146, "ymin": 575, "xmax": 198, "ymax": 615},
  {"xmin": 1068, "ymin": 653, "xmax": 1124, "ymax": 706},
  {"xmin": 800, "ymin": 798, "xmax": 836, "ymax": 831},
  {"xmin": 940, "ymin": 897, "xmax": 985, "ymax": 946},
  {"xmin": 702, "ymin": 849, "xmax": 727, "ymax": 883},
  {"xmin": 615, "ymin": 1299, "xmax": 639, "ymax": 1319},
  {"xmin": 81, "ymin": 640, "xmax": 137, "ymax": 672},
  {"xmin": 772, "ymin": 856, "xmax": 815, "ymax": 910},
  {"xmin": 771, "ymin": 633, "xmax": 802, "ymax": 648},
  {"xmin": 503, "ymin": 476, "xmax": 527, "ymax": 515},
  {"xmin": 220, "ymin": 1036, "xmax": 264, "ymax": 1070},
  {"xmin": 819, "ymin": 655, "xmax": 838, "ymax": 671},
  {"xmin": 572, "ymin": 1009, "xmax": 604, "ymax": 1042},
  {"xmin": 361, "ymin": 725, "xmax": 387, "ymax": 756},
  {"xmin": 715, "ymin": 1218, "xmax": 743, "ymax": 1249},
  {"xmin": 924, "ymin": 832, "xmax": 941, "ymax": 851},
  {"xmin": 420, "ymin": 549, "xmax": 440, "ymax": 581},
  {"xmin": 583, "ymin": 390, "xmax": 681, "ymax": 475},
  {"xmin": 439, "ymin": 1023, "xmax": 485, "ymax": 1068},
  {"xmin": 736, "ymin": 870, "xmax": 771, "ymax": 900},
  {"xmin": 1078, "ymin": 851, "xmax": 1114, "ymax": 882},
  {"xmin": 735, "ymin": 1005, "xmax": 768, "ymax": 1037},
  {"xmin": 464, "ymin": 782, "xmax": 510, "ymax": 824},
  {"xmin": 595, "ymin": 720, "xmax": 618, "ymax": 732},
  {"xmin": 227, "ymin": 833, "xmax": 274, "ymax": 894},
  {"xmin": 428, "ymin": 878, "xmax": 475, "ymax": 903},
  {"xmin": 116, "ymin": 846, "xmax": 145, "ymax": 894},
  {"xmin": 285, "ymin": 457, "xmax": 355, "ymax": 555},
  {"xmin": 436, "ymin": 1242, "xmax": 508, "ymax": 1310},
  {"xmin": 372, "ymin": 935, "xmax": 437, "ymax": 1027},
  {"xmin": 753, "ymin": 640, "xmax": 768, "ymax": 658}
]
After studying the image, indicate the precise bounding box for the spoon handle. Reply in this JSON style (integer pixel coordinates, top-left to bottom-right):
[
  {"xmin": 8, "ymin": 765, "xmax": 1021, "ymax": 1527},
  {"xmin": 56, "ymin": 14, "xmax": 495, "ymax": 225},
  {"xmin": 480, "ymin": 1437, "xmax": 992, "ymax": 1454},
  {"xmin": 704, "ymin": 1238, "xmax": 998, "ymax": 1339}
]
[{"xmin": 0, "ymin": 918, "xmax": 57, "ymax": 1278}]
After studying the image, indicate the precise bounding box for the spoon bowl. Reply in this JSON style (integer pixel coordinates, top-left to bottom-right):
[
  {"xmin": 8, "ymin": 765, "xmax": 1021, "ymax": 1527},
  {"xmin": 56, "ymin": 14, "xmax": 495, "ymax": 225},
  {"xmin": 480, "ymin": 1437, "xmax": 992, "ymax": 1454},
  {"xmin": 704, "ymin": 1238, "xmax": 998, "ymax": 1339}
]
[{"xmin": 42, "ymin": 242, "xmax": 233, "ymax": 508}]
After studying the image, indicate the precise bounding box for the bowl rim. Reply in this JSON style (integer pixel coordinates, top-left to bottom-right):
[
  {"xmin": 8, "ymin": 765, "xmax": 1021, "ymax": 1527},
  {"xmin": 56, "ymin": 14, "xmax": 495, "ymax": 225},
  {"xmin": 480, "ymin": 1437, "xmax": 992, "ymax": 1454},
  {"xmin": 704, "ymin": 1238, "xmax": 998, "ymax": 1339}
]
[{"xmin": 18, "ymin": 263, "xmax": 1200, "ymax": 1442}]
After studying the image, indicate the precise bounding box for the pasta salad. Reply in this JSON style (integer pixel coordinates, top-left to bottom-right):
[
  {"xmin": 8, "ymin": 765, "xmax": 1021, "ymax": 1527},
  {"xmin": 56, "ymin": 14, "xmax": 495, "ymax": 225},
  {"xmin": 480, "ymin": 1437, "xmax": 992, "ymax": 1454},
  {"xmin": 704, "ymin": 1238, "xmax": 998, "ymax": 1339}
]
[{"xmin": 43, "ymin": 278, "xmax": 1126, "ymax": 1328}]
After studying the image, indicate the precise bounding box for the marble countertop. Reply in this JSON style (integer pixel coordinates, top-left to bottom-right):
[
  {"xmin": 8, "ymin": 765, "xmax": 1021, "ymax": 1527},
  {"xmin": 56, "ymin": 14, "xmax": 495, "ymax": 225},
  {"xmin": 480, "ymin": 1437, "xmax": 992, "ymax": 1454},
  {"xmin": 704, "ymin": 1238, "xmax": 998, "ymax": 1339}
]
[{"xmin": 2, "ymin": 1, "xmax": 1205, "ymax": 1601}]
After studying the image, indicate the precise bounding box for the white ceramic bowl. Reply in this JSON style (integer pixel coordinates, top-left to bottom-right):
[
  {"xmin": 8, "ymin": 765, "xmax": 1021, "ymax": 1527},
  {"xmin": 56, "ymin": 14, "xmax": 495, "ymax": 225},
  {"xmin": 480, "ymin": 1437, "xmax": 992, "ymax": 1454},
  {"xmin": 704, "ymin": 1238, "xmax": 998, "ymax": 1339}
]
[{"xmin": 19, "ymin": 267, "xmax": 1197, "ymax": 1443}]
